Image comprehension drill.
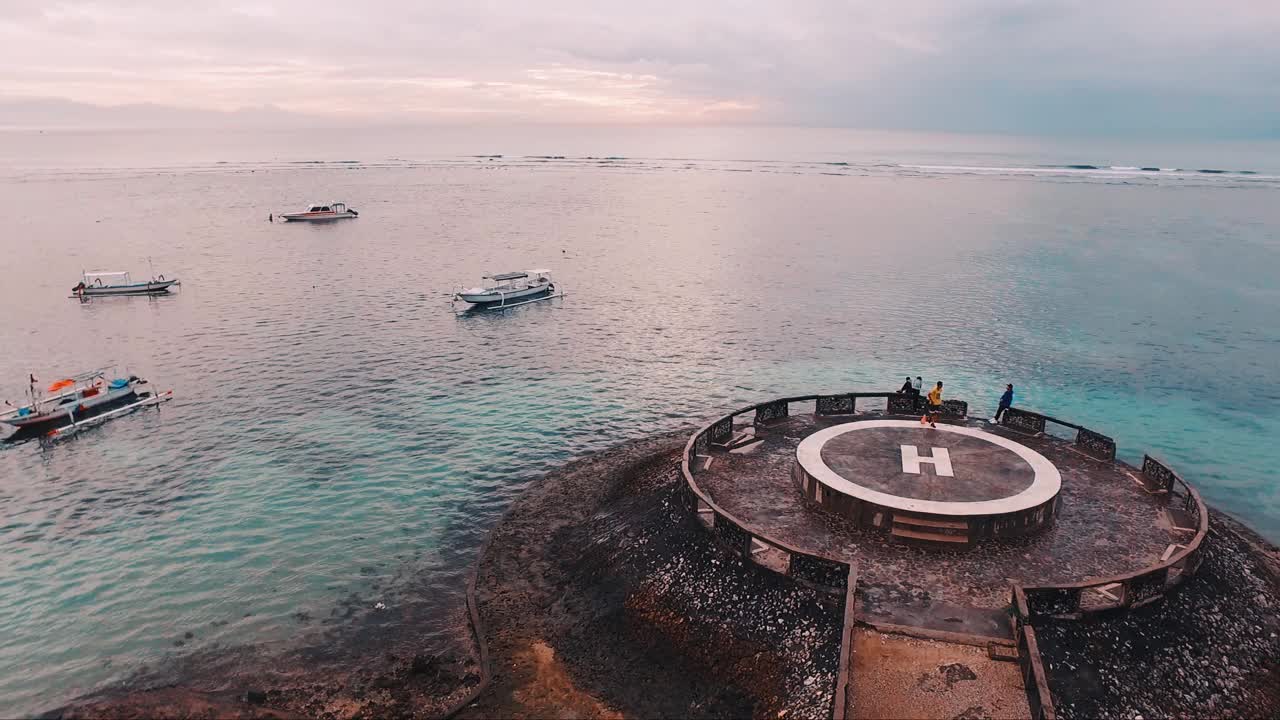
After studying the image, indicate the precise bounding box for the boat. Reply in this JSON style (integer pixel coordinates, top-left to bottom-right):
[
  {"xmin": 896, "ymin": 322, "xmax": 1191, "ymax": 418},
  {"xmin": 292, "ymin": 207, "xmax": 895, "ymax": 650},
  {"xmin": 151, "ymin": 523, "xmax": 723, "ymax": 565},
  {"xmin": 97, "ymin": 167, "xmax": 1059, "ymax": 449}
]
[
  {"xmin": 279, "ymin": 202, "xmax": 359, "ymax": 221},
  {"xmin": 1, "ymin": 370, "xmax": 171, "ymax": 438},
  {"xmin": 454, "ymin": 269, "xmax": 557, "ymax": 308},
  {"xmin": 72, "ymin": 271, "xmax": 179, "ymax": 297}
]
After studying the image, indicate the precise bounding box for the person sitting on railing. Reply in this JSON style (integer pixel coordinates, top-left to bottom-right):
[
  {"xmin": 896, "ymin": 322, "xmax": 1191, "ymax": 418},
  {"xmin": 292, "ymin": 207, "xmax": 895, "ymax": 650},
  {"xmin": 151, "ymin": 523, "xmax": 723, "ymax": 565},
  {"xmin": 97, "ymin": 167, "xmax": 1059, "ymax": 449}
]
[
  {"xmin": 899, "ymin": 376, "xmax": 917, "ymax": 398},
  {"xmin": 995, "ymin": 384, "xmax": 1014, "ymax": 423}
]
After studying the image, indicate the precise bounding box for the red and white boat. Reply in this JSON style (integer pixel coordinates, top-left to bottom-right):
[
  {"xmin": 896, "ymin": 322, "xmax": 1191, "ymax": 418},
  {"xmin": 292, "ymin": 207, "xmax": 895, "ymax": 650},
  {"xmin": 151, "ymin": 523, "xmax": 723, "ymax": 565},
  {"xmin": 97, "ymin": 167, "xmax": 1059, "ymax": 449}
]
[
  {"xmin": 1, "ymin": 370, "xmax": 172, "ymax": 438},
  {"xmin": 279, "ymin": 202, "xmax": 359, "ymax": 222}
]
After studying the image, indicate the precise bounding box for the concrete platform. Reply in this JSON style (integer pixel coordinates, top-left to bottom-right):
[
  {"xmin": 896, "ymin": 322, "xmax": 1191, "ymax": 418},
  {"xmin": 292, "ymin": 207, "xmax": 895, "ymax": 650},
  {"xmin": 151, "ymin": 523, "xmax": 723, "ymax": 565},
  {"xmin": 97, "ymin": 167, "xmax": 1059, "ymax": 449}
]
[
  {"xmin": 795, "ymin": 420, "xmax": 1061, "ymax": 543},
  {"xmin": 696, "ymin": 412, "xmax": 1184, "ymax": 613}
]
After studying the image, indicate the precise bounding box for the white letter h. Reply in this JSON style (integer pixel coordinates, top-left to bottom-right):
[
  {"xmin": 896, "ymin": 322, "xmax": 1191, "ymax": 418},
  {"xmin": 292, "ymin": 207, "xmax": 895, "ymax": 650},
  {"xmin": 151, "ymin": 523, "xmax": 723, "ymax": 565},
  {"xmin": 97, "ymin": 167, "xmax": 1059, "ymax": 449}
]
[{"xmin": 901, "ymin": 445, "xmax": 953, "ymax": 477}]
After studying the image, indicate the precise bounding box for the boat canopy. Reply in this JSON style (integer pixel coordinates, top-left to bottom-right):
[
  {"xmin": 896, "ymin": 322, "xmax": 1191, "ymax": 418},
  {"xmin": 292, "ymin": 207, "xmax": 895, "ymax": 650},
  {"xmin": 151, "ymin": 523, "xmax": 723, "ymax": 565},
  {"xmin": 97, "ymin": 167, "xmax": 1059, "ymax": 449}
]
[
  {"xmin": 83, "ymin": 271, "xmax": 131, "ymax": 282},
  {"xmin": 486, "ymin": 271, "xmax": 529, "ymax": 281}
]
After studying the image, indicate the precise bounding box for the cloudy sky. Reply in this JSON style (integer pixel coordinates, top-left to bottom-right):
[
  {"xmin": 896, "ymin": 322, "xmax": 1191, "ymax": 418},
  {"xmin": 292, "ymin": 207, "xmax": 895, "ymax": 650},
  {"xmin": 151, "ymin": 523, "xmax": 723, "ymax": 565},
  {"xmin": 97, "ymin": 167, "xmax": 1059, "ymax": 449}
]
[{"xmin": 1, "ymin": 0, "xmax": 1277, "ymax": 135}]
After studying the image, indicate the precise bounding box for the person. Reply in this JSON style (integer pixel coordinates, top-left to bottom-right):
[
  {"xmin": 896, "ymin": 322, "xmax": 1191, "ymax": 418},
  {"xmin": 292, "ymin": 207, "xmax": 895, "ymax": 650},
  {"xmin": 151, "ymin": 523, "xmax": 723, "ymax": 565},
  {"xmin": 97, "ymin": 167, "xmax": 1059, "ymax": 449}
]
[
  {"xmin": 899, "ymin": 376, "xmax": 915, "ymax": 396},
  {"xmin": 268, "ymin": 213, "xmax": 274, "ymax": 222},
  {"xmin": 921, "ymin": 381, "xmax": 943, "ymax": 428},
  {"xmin": 995, "ymin": 384, "xmax": 1014, "ymax": 423},
  {"xmin": 913, "ymin": 376, "xmax": 923, "ymax": 394}
]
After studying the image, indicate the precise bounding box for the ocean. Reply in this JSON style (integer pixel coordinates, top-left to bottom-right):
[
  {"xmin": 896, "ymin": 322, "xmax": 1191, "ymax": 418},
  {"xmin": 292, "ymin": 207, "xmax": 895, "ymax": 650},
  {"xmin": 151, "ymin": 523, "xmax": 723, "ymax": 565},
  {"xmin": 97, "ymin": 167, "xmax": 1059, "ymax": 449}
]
[{"xmin": 0, "ymin": 126, "xmax": 1277, "ymax": 715}]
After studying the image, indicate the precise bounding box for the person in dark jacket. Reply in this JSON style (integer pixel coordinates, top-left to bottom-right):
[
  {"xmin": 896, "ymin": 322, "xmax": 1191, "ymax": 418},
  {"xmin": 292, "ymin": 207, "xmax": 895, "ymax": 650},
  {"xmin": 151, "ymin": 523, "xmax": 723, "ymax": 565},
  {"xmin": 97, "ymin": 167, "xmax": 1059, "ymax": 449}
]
[
  {"xmin": 900, "ymin": 376, "xmax": 916, "ymax": 396},
  {"xmin": 995, "ymin": 384, "xmax": 1014, "ymax": 423}
]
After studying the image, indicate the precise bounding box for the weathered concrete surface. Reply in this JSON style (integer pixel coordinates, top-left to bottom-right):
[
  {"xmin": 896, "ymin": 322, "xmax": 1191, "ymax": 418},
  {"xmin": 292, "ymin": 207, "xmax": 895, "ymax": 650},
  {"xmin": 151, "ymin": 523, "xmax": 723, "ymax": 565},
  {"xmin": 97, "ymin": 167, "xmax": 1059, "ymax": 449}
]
[
  {"xmin": 1034, "ymin": 511, "xmax": 1280, "ymax": 720},
  {"xmin": 847, "ymin": 628, "xmax": 1029, "ymax": 720},
  {"xmin": 461, "ymin": 431, "xmax": 844, "ymax": 719},
  {"xmin": 698, "ymin": 413, "xmax": 1180, "ymax": 611}
]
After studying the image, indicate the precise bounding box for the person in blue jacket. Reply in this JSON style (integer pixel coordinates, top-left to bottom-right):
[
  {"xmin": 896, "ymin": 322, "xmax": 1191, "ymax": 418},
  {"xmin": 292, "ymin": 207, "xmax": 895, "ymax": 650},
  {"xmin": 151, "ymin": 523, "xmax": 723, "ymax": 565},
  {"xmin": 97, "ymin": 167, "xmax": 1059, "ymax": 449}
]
[{"xmin": 995, "ymin": 384, "xmax": 1014, "ymax": 423}]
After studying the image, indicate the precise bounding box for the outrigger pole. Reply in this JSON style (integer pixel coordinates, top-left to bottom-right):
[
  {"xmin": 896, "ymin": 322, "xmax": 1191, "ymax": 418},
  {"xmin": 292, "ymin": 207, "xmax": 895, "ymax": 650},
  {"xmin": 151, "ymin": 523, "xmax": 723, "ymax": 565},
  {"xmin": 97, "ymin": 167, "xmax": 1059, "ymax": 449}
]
[{"xmin": 49, "ymin": 390, "xmax": 174, "ymax": 436}]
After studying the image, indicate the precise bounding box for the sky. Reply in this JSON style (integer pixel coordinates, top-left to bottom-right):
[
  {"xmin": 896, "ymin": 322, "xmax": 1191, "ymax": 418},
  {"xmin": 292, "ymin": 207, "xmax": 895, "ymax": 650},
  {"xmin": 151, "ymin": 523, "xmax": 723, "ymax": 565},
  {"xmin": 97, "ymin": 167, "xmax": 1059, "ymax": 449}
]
[{"xmin": 0, "ymin": 0, "xmax": 1277, "ymax": 135}]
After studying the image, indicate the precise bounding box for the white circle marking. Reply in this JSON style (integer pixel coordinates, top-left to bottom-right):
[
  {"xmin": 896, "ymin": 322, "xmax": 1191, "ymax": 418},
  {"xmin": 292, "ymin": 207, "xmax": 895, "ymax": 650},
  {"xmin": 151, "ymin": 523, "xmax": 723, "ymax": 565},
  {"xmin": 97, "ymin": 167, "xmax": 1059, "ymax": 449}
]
[{"xmin": 796, "ymin": 420, "xmax": 1061, "ymax": 516}]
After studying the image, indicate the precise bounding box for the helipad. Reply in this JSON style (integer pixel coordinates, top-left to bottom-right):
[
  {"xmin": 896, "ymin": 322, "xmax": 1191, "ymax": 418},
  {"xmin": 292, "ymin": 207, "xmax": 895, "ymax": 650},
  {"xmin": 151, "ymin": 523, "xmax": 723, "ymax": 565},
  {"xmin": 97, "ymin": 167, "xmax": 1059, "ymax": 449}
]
[{"xmin": 794, "ymin": 420, "xmax": 1062, "ymax": 545}]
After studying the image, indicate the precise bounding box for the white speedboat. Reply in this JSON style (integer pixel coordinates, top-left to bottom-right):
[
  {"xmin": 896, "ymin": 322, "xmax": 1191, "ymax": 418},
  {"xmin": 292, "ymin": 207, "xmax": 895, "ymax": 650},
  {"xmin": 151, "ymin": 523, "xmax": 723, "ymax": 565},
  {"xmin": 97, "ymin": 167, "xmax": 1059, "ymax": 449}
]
[
  {"xmin": 72, "ymin": 271, "xmax": 179, "ymax": 297},
  {"xmin": 455, "ymin": 270, "xmax": 555, "ymax": 308},
  {"xmin": 1, "ymin": 370, "xmax": 170, "ymax": 438},
  {"xmin": 279, "ymin": 202, "xmax": 358, "ymax": 221}
]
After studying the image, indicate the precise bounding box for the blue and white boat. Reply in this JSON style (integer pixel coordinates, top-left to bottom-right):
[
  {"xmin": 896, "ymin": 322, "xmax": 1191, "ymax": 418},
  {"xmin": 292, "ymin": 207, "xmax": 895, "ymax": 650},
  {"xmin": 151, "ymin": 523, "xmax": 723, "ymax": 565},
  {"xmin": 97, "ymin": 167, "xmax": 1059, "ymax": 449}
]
[
  {"xmin": 72, "ymin": 270, "xmax": 179, "ymax": 297},
  {"xmin": 454, "ymin": 269, "xmax": 556, "ymax": 308}
]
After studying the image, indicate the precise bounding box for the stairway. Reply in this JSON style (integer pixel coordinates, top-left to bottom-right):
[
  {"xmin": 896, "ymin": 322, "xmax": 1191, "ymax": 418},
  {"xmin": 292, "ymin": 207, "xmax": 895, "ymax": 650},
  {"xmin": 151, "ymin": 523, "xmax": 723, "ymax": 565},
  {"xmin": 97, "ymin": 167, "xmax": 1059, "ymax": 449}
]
[
  {"xmin": 711, "ymin": 430, "xmax": 763, "ymax": 451},
  {"xmin": 890, "ymin": 512, "xmax": 971, "ymax": 547}
]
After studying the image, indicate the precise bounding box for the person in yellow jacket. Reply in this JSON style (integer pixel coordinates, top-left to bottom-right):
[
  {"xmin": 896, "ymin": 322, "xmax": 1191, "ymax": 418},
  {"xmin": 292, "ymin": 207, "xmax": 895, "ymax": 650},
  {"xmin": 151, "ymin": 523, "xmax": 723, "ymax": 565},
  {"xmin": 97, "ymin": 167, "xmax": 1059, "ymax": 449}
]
[{"xmin": 920, "ymin": 381, "xmax": 943, "ymax": 428}]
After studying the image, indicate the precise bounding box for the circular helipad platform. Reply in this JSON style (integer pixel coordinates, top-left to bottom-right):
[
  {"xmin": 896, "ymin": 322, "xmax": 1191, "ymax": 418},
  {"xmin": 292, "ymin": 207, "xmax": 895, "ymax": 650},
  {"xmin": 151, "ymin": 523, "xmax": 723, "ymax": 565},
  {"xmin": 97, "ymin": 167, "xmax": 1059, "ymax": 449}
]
[{"xmin": 795, "ymin": 420, "xmax": 1062, "ymax": 544}]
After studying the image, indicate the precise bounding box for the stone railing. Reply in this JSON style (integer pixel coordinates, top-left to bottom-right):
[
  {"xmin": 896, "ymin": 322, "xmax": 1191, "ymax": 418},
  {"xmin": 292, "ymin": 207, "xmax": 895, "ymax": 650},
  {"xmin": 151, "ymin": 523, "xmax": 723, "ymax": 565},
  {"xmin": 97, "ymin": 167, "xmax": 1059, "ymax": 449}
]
[
  {"xmin": 683, "ymin": 395, "xmax": 863, "ymax": 596},
  {"xmin": 688, "ymin": 395, "xmax": 1207, "ymax": 719},
  {"xmin": 831, "ymin": 569, "xmax": 859, "ymax": 720},
  {"xmin": 683, "ymin": 394, "xmax": 900, "ymax": 719},
  {"xmin": 1000, "ymin": 406, "xmax": 1117, "ymax": 461},
  {"xmin": 1012, "ymin": 453, "xmax": 1209, "ymax": 620},
  {"xmin": 1012, "ymin": 589, "xmax": 1058, "ymax": 720}
]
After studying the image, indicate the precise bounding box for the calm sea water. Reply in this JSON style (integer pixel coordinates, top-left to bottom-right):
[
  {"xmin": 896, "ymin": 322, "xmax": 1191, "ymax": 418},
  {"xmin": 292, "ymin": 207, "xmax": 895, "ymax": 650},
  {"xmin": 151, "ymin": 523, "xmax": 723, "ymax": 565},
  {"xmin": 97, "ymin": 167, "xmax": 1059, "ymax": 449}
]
[{"xmin": 1, "ymin": 127, "xmax": 1277, "ymax": 714}]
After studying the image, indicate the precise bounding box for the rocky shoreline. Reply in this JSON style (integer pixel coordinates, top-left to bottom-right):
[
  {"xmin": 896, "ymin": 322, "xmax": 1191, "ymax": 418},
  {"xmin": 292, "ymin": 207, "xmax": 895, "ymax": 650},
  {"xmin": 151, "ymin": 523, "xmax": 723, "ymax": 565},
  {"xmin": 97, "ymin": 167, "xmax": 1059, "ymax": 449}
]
[
  {"xmin": 44, "ymin": 431, "xmax": 1280, "ymax": 719},
  {"xmin": 458, "ymin": 431, "xmax": 841, "ymax": 719},
  {"xmin": 1034, "ymin": 511, "xmax": 1279, "ymax": 719}
]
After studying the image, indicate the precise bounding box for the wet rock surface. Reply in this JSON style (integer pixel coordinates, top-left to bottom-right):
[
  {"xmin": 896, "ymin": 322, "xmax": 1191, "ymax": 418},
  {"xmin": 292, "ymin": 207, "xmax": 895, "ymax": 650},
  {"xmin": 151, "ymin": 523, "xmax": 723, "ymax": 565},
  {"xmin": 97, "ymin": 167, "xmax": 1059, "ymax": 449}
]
[
  {"xmin": 1035, "ymin": 511, "xmax": 1280, "ymax": 720},
  {"xmin": 463, "ymin": 431, "xmax": 843, "ymax": 719},
  {"xmin": 42, "ymin": 538, "xmax": 483, "ymax": 718},
  {"xmin": 43, "ymin": 609, "xmax": 481, "ymax": 719}
]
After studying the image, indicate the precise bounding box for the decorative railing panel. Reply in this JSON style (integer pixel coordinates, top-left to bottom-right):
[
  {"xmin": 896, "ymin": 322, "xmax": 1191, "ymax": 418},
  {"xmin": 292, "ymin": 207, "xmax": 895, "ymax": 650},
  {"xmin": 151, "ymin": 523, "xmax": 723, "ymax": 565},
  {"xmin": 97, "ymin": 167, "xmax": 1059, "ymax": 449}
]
[
  {"xmin": 709, "ymin": 416, "xmax": 734, "ymax": 445},
  {"xmin": 1142, "ymin": 455, "xmax": 1176, "ymax": 493},
  {"xmin": 817, "ymin": 394, "xmax": 855, "ymax": 416},
  {"xmin": 754, "ymin": 399, "xmax": 790, "ymax": 424},
  {"xmin": 940, "ymin": 399, "xmax": 968, "ymax": 419},
  {"xmin": 692, "ymin": 431, "xmax": 710, "ymax": 461},
  {"xmin": 1023, "ymin": 587, "xmax": 1081, "ymax": 617},
  {"xmin": 1126, "ymin": 567, "xmax": 1169, "ymax": 607},
  {"xmin": 679, "ymin": 479, "xmax": 698, "ymax": 513},
  {"xmin": 886, "ymin": 393, "xmax": 916, "ymax": 415},
  {"xmin": 789, "ymin": 553, "xmax": 850, "ymax": 590},
  {"xmin": 1075, "ymin": 427, "xmax": 1117, "ymax": 461},
  {"xmin": 1003, "ymin": 407, "xmax": 1046, "ymax": 434},
  {"xmin": 711, "ymin": 514, "xmax": 752, "ymax": 555}
]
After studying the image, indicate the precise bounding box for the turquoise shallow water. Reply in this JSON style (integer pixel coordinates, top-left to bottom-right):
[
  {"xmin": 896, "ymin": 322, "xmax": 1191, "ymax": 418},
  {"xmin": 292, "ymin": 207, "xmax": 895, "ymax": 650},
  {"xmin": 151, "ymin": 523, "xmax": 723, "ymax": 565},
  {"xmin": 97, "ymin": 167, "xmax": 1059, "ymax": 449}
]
[{"xmin": 0, "ymin": 128, "xmax": 1277, "ymax": 714}]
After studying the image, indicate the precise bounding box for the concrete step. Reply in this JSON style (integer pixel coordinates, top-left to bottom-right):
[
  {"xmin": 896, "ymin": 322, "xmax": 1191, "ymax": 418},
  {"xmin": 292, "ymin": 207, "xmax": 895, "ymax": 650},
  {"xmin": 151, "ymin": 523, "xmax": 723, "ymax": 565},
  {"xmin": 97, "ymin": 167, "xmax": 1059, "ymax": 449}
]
[
  {"xmin": 893, "ymin": 514, "xmax": 969, "ymax": 531},
  {"xmin": 890, "ymin": 525, "xmax": 969, "ymax": 545},
  {"xmin": 712, "ymin": 430, "xmax": 759, "ymax": 450}
]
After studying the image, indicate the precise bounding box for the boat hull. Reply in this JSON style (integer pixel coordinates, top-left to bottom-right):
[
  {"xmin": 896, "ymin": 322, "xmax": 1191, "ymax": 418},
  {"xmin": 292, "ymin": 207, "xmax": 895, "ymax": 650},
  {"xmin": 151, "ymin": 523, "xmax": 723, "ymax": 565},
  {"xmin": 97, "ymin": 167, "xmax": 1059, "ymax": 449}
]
[
  {"xmin": 80, "ymin": 280, "xmax": 178, "ymax": 296},
  {"xmin": 280, "ymin": 212, "xmax": 358, "ymax": 222},
  {"xmin": 457, "ymin": 283, "xmax": 553, "ymax": 305},
  {"xmin": 2, "ymin": 387, "xmax": 139, "ymax": 435}
]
